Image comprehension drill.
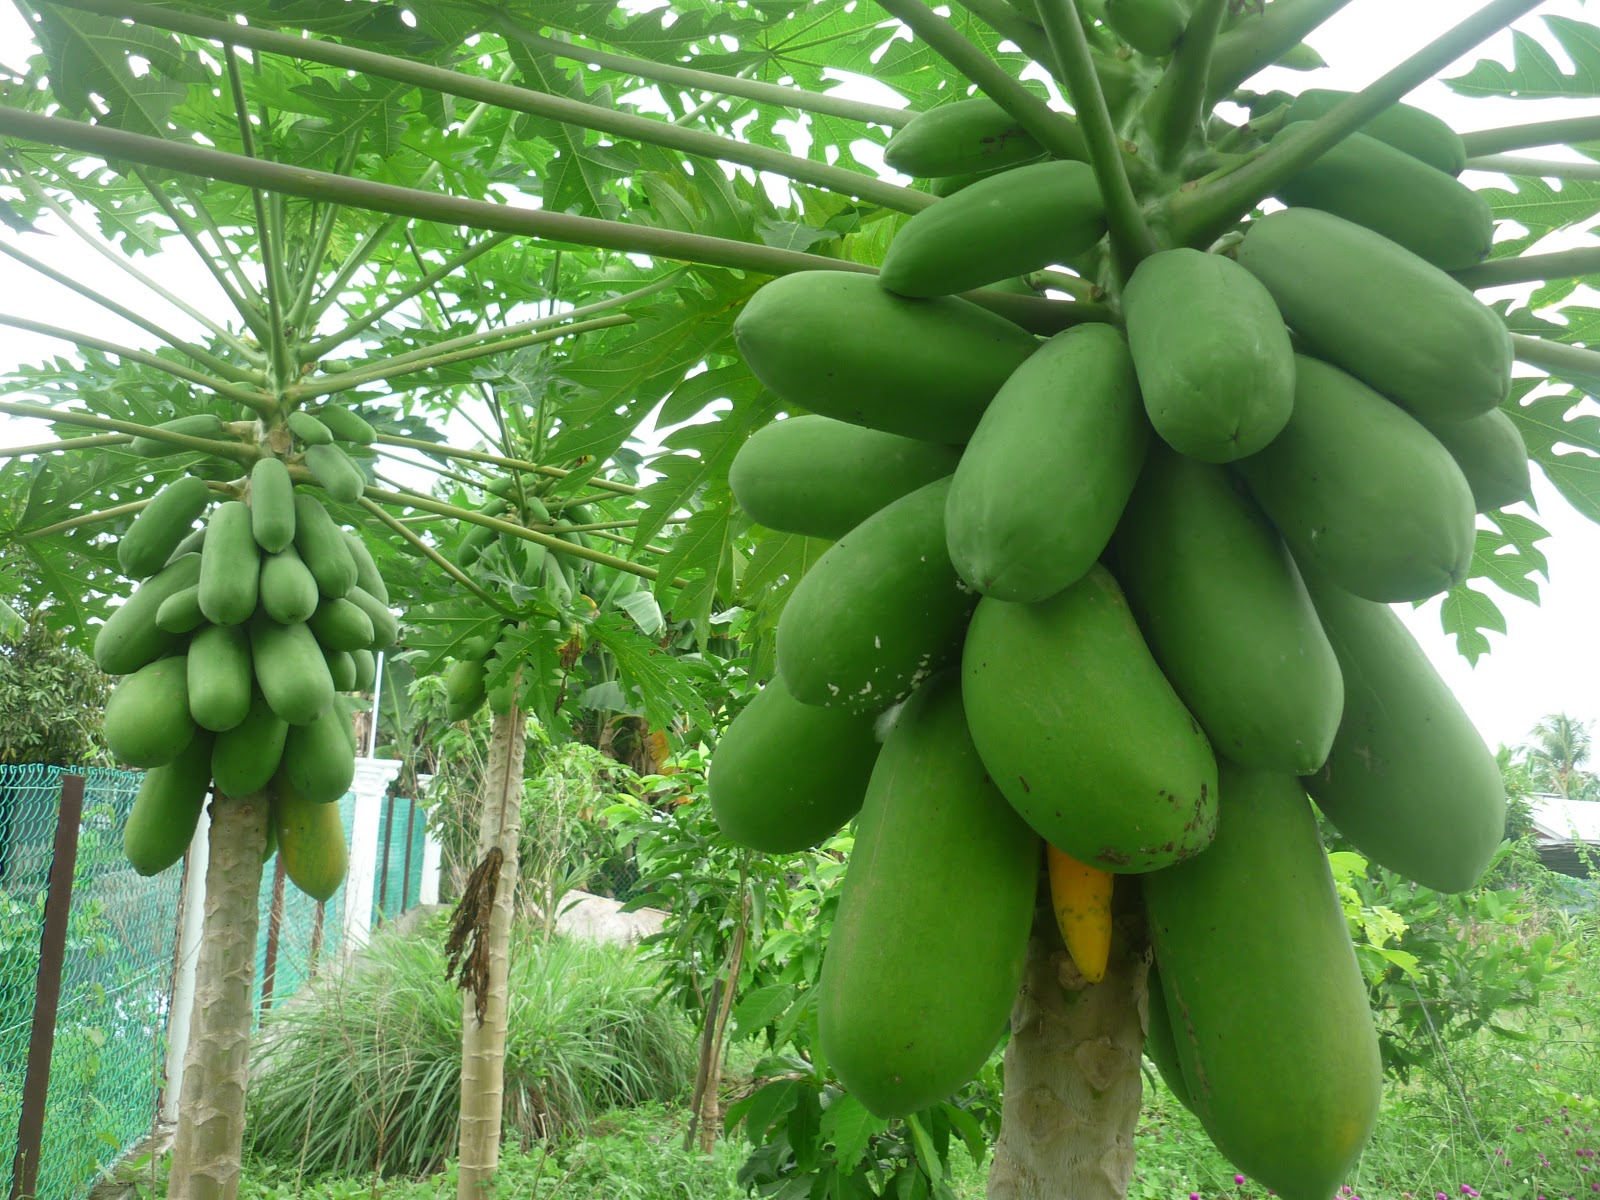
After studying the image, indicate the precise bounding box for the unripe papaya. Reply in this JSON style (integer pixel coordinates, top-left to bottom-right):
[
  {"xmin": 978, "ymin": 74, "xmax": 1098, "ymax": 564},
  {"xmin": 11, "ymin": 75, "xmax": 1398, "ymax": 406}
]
[
  {"xmin": 1417, "ymin": 408, "xmax": 1532, "ymax": 513},
  {"xmin": 197, "ymin": 502, "xmax": 261, "ymax": 627},
  {"xmin": 1143, "ymin": 962, "xmax": 1194, "ymax": 1111},
  {"xmin": 444, "ymin": 658, "xmax": 489, "ymax": 721},
  {"xmin": 1106, "ymin": 0, "xmax": 1187, "ymax": 56},
  {"xmin": 105, "ymin": 655, "xmax": 196, "ymax": 768},
  {"xmin": 1144, "ymin": 763, "xmax": 1382, "ymax": 1200},
  {"xmin": 155, "ymin": 585, "xmax": 205, "ymax": 635},
  {"xmin": 878, "ymin": 161, "xmax": 1106, "ymax": 298},
  {"xmin": 709, "ymin": 675, "xmax": 880, "ymax": 853},
  {"xmin": 1302, "ymin": 571, "xmax": 1507, "ymax": 893},
  {"xmin": 308, "ymin": 596, "xmax": 375, "ymax": 652},
  {"xmin": 1114, "ymin": 451, "xmax": 1342, "ymax": 774},
  {"xmin": 961, "ymin": 566, "xmax": 1217, "ymax": 872},
  {"xmin": 303, "ymin": 442, "xmax": 366, "ymax": 504},
  {"xmin": 350, "ymin": 648, "xmax": 377, "ymax": 693},
  {"xmin": 730, "ymin": 415, "xmax": 960, "ymax": 540},
  {"xmin": 249, "ymin": 456, "xmax": 297, "ymax": 553},
  {"xmin": 343, "ymin": 531, "xmax": 388, "ymax": 603},
  {"xmin": 187, "ymin": 623, "xmax": 253, "ymax": 733},
  {"xmin": 259, "ymin": 545, "xmax": 320, "ymax": 625},
  {"xmin": 314, "ymin": 405, "xmax": 377, "ymax": 445},
  {"xmin": 1282, "ymin": 88, "xmax": 1467, "ymax": 175},
  {"xmin": 734, "ymin": 271, "xmax": 1038, "ymax": 444},
  {"xmin": 945, "ymin": 323, "xmax": 1147, "ymax": 603},
  {"xmin": 1273, "ymin": 124, "xmax": 1492, "ymax": 270},
  {"xmin": 129, "ymin": 413, "xmax": 225, "ymax": 458},
  {"xmin": 287, "ymin": 411, "xmax": 333, "ymax": 446},
  {"xmin": 122, "ymin": 734, "xmax": 212, "ymax": 876},
  {"xmin": 293, "ymin": 493, "xmax": 359, "ymax": 598},
  {"xmin": 777, "ymin": 478, "xmax": 975, "ymax": 714},
  {"xmin": 250, "ymin": 617, "xmax": 336, "ymax": 726},
  {"xmin": 817, "ymin": 674, "xmax": 1037, "ymax": 1118},
  {"xmin": 345, "ymin": 587, "xmax": 398, "ymax": 650},
  {"xmin": 119, "ymin": 475, "xmax": 212, "ymax": 580},
  {"xmin": 1122, "ymin": 248, "xmax": 1294, "ymax": 462},
  {"xmin": 1233, "ymin": 356, "xmax": 1475, "ymax": 604},
  {"xmin": 883, "ymin": 97, "xmax": 1044, "ymax": 178},
  {"xmin": 326, "ymin": 649, "xmax": 357, "ymax": 693},
  {"xmin": 212, "ymin": 689, "xmax": 289, "ymax": 798},
  {"xmin": 282, "ymin": 705, "xmax": 357, "ymax": 804},
  {"xmin": 94, "ymin": 554, "xmax": 201, "ymax": 675},
  {"xmin": 1236, "ymin": 208, "xmax": 1512, "ymax": 422},
  {"xmin": 273, "ymin": 776, "xmax": 349, "ymax": 901}
]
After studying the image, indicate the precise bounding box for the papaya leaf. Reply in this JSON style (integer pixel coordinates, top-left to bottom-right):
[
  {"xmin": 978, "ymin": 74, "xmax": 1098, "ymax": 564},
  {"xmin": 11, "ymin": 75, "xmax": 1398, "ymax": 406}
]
[
  {"xmin": 590, "ymin": 610, "xmax": 717, "ymax": 734},
  {"xmin": 1506, "ymin": 388, "xmax": 1600, "ymax": 524},
  {"xmin": 1479, "ymin": 175, "xmax": 1600, "ymax": 252},
  {"xmin": 1447, "ymin": 19, "xmax": 1600, "ymax": 101},
  {"xmin": 30, "ymin": 6, "xmax": 199, "ymax": 137},
  {"xmin": 1437, "ymin": 582, "xmax": 1506, "ymax": 666},
  {"xmin": 821, "ymin": 1093, "xmax": 889, "ymax": 1174}
]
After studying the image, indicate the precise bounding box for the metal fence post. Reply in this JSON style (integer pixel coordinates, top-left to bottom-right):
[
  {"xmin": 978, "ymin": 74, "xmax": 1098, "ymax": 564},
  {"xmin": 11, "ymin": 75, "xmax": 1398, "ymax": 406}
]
[
  {"xmin": 260, "ymin": 856, "xmax": 287, "ymax": 1013},
  {"xmin": 400, "ymin": 795, "xmax": 418, "ymax": 915},
  {"xmin": 9, "ymin": 772, "xmax": 85, "ymax": 1200},
  {"xmin": 375, "ymin": 793, "xmax": 395, "ymax": 926}
]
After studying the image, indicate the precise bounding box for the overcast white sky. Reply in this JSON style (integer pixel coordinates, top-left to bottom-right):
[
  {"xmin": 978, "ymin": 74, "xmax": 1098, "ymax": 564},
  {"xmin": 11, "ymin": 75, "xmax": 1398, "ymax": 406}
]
[{"xmin": 0, "ymin": 1, "xmax": 1596, "ymax": 753}]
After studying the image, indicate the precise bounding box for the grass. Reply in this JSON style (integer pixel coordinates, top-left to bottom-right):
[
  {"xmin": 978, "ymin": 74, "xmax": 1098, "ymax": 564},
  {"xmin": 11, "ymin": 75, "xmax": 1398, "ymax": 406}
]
[{"xmin": 243, "ymin": 917, "xmax": 696, "ymax": 1180}]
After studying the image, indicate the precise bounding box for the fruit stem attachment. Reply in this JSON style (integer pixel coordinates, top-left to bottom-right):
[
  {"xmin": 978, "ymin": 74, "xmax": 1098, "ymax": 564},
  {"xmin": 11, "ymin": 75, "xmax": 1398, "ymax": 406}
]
[
  {"xmin": 1455, "ymin": 246, "xmax": 1600, "ymax": 290},
  {"xmin": 1166, "ymin": 0, "xmax": 1547, "ymax": 249},
  {"xmin": 356, "ymin": 497, "xmax": 514, "ymax": 616},
  {"xmin": 1205, "ymin": 0, "xmax": 1356, "ymax": 105},
  {"xmin": 1511, "ymin": 334, "xmax": 1600, "ymax": 388},
  {"xmin": 874, "ymin": 0, "xmax": 1093, "ymax": 165},
  {"xmin": 1144, "ymin": 0, "xmax": 1229, "ymax": 171},
  {"xmin": 1461, "ymin": 116, "xmax": 1600, "ymax": 158},
  {"xmin": 1034, "ymin": 0, "xmax": 1160, "ymax": 276},
  {"xmin": 1466, "ymin": 154, "xmax": 1600, "ymax": 184}
]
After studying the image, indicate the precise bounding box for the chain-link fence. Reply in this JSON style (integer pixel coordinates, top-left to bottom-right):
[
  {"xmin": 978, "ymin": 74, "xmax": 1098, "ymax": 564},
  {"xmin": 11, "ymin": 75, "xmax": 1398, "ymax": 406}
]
[
  {"xmin": 0, "ymin": 764, "xmax": 182, "ymax": 1200},
  {"xmin": 371, "ymin": 794, "xmax": 427, "ymax": 928}
]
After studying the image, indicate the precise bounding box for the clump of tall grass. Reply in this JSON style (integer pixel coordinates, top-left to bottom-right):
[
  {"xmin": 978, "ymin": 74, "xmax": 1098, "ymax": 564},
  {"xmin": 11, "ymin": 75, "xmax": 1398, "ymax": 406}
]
[{"xmin": 245, "ymin": 919, "xmax": 695, "ymax": 1179}]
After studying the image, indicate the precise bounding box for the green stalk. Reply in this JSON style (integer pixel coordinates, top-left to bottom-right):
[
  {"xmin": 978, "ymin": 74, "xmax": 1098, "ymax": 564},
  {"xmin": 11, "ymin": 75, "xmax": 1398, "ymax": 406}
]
[
  {"xmin": 951, "ymin": 0, "xmax": 1061, "ymax": 71},
  {"xmin": 1144, "ymin": 0, "xmax": 1228, "ymax": 170},
  {"xmin": 362, "ymin": 484, "xmax": 663, "ymax": 581},
  {"xmin": 373, "ymin": 432, "xmax": 641, "ymax": 496},
  {"xmin": 0, "ymin": 434, "xmax": 131, "ymax": 457},
  {"xmin": 0, "ymin": 107, "xmax": 1085, "ymax": 334},
  {"xmin": 18, "ymin": 497, "xmax": 152, "ymax": 541},
  {"xmin": 175, "ymin": 177, "xmax": 270, "ymax": 315},
  {"xmin": 357, "ymin": 496, "xmax": 513, "ymax": 614},
  {"xmin": 497, "ymin": 21, "xmax": 912, "ymax": 128},
  {"xmin": 132, "ymin": 167, "xmax": 270, "ymax": 340},
  {"xmin": 1461, "ymin": 116, "xmax": 1600, "ymax": 158},
  {"xmin": 0, "ymin": 241, "xmax": 259, "ymax": 383},
  {"xmin": 0, "ymin": 400, "xmax": 252, "ymax": 458},
  {"xmin": 290, "ymin": 314, "xmax": 632, "ymax": 401},
  {"xmin": 1455, "ymin": 246, "xmax": 1600, "ymax": 290},
  {"xmin": 1205, "ymin": 0, "xmax": 1355, "ymax": 105},
  {"xmin": 285, "ymin": 137, "xmax": 363, "ymax": 329},
  {"xmin": 875, "ymin": 0, "xmax": 1094, "ymax": 166},
  {"xmin": 0, "ymin": 312, "xmax": 275, "ymax": 413},
  {"xmin": 1168, "ymin": 0, "xmax": 1547, "ymax": 249},
  {"xmin": 1512, "ymin": 334, "xmax": 1600, "ymax": 383},
  {"xmin": 1, "ymin": 153, "xmax": 261, "ymax": 361},
  {"xmin": 224, "ymin": 44, "xmax": 295, "ymax": 396},
  {"xmin": 305, "ymin": 234, "xmax": 511, "ymax": 358},
  {"xmin": 1467, "ymin": 154, "xmax": 1600, "ymax": 183},
  {"xmin": 1034, "ymin": 0, "xmax": 1158, "ymax": 273},
  {"xmin": 44, "ymin": 0, "xmax": 931, "ymax": 216}
]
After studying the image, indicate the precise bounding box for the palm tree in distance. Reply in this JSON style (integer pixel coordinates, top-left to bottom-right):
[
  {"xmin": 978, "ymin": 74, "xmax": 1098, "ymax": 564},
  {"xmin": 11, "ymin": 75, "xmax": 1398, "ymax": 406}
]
[{"xmin": 1518, "ymin": 713, "xmax": 1600, "ymax": 800}]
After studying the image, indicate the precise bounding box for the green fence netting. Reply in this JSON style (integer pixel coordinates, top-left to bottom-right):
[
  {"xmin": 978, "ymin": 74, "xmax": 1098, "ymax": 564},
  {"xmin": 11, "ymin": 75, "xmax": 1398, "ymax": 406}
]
[
  {"xmin": 371, "ymin": 795, "xmax": 426, "ymax": 929},
  {"xmin": 0, "ymin": 763, "xmax": 181, "ymax": 1200}
]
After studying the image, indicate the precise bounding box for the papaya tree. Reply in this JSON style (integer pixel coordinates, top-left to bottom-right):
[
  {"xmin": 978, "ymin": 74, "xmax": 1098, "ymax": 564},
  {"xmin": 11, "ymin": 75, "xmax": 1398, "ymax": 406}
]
[{"xmin": 3, "ymin": 0, "xmax": 1600, "ymax": 1197}]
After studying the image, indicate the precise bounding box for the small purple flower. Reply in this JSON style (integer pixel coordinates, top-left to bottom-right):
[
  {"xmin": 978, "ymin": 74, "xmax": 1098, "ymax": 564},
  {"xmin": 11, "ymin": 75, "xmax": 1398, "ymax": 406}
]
[
  {"xmin": 1191, "ymin": 1193, "xmax": 1200, "ymax": 1200},
  {"xmin": 1518, "ymin": 1126, "xmax": 1526, "ymax": 1133},
  {"xmin": 1235, "ymin": 1178, "xmax": 1245, "ymax": 1186}
]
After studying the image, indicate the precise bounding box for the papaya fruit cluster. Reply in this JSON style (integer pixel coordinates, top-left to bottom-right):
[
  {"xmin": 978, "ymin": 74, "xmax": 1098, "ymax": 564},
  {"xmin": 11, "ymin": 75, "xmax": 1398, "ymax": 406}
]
[
  {"xmin": 101, "ymin": 425, "xmax": 396, "ymax": 903},
  {"xmin": 710, "ymin": 79, "xmax": 1520, "ymax": 1200}
]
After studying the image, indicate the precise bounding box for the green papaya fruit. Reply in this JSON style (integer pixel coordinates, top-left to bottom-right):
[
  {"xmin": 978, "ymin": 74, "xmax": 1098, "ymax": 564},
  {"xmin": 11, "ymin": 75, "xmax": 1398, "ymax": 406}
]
[
  {"xmin": 1233, "ymin": 356, "xmax": 1475, "ymax": 603},
  {"xmin": 1236, "ymin": 207, "xmax": 1512, "ymax": 422},
  {"xmin": 1302, "ymin": 571, "xmax": 1507, "ymax": 893},
  {"xmin": 878, "ymin": 161, "xmax": 1107, "ymax": 298},
  {"xmin": 350, "ymin": 648, "xmax": 377, "ymax": 693},
  {"xmin": 1283, "ymin": 88, "xmax": 1467, "ymax": 175},
  {"xmin": 259, "ymin": 545, "xmax": 321, "ymax": 625},
  {"xmin": 818, "ymin": 674, "xmax": 1037, "ymax": 1117},
  {"xmin": 129, "ymin": 414, "xmax": 226, "ymax": 458},
  {"xmin": 94, "ymin": 554, "xmax": 202, "ymax": 675},
  {"xmin": 1122, "ymin": 248, "xmax": 1294, "ymax": 462},
  {"xmin": 326, "ymin": 649, "xmax": 357, "ymax": 693},
  {"xmin": 273, "ymin": 776, "xmax": 349, "ymax": 901},
  {"xmin": 212, "ymin": 689, "xmax": 289, "ymax": 798},
  {"xmin": 314, "ymin": 405, "xmax": 377, "ymax": 445},
  {"xmin": 346, "ymin": 587, "xmax": 398, "ymax": 650},
  {"xmin": 1273, "ymin": 124, "xmax": 1492, "ymax": 270},
  {"xmin": 155, "ymin": 585, "xmax": 205, "ymax": 635},
  {"xmin": 197, "ymin": 501, "xmax": 261, "ymax": 626},
  {"xmin": 119, "ymin": 475, "xmax": 212, "ymax": 580},
  {"xmin": 303, "ymin": 442, "xmax": 366, "ymax": 504},
  {"xmin": 730, "ymin": 415, "xmax": 960, "ymax": 540},
  {"xmin": 343, "ymin": 531, "xmax": 388, "ymax": 603},
  {"xmin": 709, "ymin": 675, "xmax": 881, "ymax": 853},
  {"xmin": 1142, "ymin": 962, "xmax": 1195, "ymax": 1112},
  {"xmin": 249, "ymin": 457, "xmax": 297, "ymax": 554},
  {"xmin": 122, "ymin": 734, "xmax": 213, "ymax": 875},
  {"xmin": 945, "ymin": 323, "xmax": 1147, "ymax": 603},
  {"xmin": 444, "ymin": 658, "xmax": 490, "ymax": 721},
  {"xmin": 282, "ymin": 705, "xmax": 357, "ymax": 804},
  {"xmin": 308, "ymin": 597, "xmax": 375, "ymax": 653},
  {"xmin": 187, "ymin": 623, "xmax": 253, "ymax": 733},
  {"xmin": 164, "ymin": 525, "xmax": 207, "ymax": 568},
  {"xmin": 961, "ymin": 566, "xmax": 1217, "ymax": 872},
  {"xmin": 734, "ymin": 271, "xmax": 1038, "ymax": 444},
  {"xmin": 882, "ymin": 97, "xmax": 1045, "ymax": 178},
  {"xmin": 1144, "ymin": 763, "xmax": 1382, "ymax": 1200},
  {"xmin": 287, "ymin": 411, "xmax": 333, "ymax": 446},
  {"xmin": 1106, "ymin": 0, "xmax": 1188, "ymax": 56},
  {"xmin": 1114, "ymin": 451, "xmax": 1342, "ymax": 774},
  {"xmin": 1417, "ymin": 408, "xmax": 1532, "ymax": 513},
  {"xmin": 250, "ymin": 617, "xmax": 336, "ymax": 726},
  {"xmin": 776, "ymin": 478, "xmax": 975, "ymax": 714},
  {"xmin": 293, "ymin": 493, "xmax": 359, "ymax": 598},
  {"xmin": 104, "ymin": 655, "xmax": 196, "ymax": 767}
]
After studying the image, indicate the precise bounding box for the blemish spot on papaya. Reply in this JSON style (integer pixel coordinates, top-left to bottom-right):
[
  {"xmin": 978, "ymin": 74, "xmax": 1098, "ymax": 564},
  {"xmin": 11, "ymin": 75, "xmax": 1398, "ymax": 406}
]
[{"xmin": 1018, "ymin": 775, "xmax": 1030, "ymax": 793}]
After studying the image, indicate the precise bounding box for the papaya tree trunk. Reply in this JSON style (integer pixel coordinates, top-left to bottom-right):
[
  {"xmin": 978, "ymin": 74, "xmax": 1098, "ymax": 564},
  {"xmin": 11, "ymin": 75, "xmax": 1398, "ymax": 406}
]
[
  {"xmin": 987, "ymin": 901, "xmax": 1148, "ymax": 1200},
  {"xmin": 455, "ymin": 704, "xmax": 525, "ymax": 1197},
  {"xmin": 166, "ymin": 791, "xmax": 270, "ymax": 1200}
]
